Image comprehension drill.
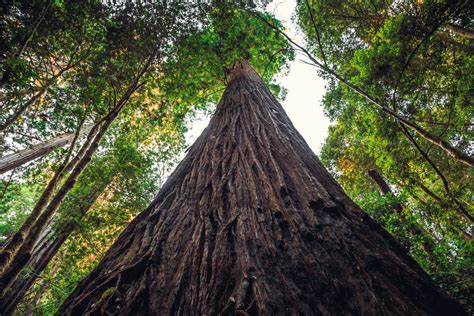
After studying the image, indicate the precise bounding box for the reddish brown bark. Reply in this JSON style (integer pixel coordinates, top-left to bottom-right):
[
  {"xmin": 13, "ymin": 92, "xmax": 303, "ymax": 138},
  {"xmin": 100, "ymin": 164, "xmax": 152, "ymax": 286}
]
[{"xmin": 58, "ymin": 61, "xmax": 465, "ymax": 315}]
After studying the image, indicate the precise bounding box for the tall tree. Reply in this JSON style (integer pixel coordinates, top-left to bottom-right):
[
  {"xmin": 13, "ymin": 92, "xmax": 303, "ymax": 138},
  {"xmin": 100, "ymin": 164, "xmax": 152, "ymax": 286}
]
[
  {"xmin": 0, "ymin": 4, "xmax": 293, "ymax": 311},
  {"xmin": 0, "ymin": 0, "xmax": 210, "ymax": 292},
  {"xmin": 295, "ymin": 0, "xmax": 473, "ymax": 308},
  {"xmin": 0, "ymin": 124, "xmax": 93, "ymax": 174},
  {"xmin": 58, "ymin": 61, "xmax": 465, "ymax": 315},
  {"xmin": 0, "ymin": 123, "xmax": 181, "ymax": 314}
]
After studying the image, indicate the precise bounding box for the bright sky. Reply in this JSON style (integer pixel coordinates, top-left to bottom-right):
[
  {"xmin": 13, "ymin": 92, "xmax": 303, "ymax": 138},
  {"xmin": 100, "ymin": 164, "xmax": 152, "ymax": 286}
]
[{"xmin": 186, "ymin": 0, "xmax": 329, "ymax": 155}]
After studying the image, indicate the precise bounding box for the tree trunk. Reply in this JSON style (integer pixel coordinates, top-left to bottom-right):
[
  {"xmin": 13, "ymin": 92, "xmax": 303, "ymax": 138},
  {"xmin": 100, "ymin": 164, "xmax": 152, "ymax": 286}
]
[
  {"xmin": 0, "ymin": 85, "xmax": 49, "ymax": 133},
  {"xmin": 0, "ymin": 51, "xmax": 154, "ymax": 295},
  {"xmin": 436, "ymin": 32, "xmax": 474, "ymax": 54},
  {"xmin": 0, "ymin": 58, "xmax": 78, "ymax": 134},
  {"xmin": 367, "ymin": 169, "xmax": 404, "ymax": 213},
  {"xmin": 447, "ymin": 23, "xmax": 474, "ymax": 39},
  {"xmin": 0, "ymin": 123, "xmax": 96, "ymax": 273},
  {"xmin": 57, "ymin": 60, "xmax": 465, "ymax": 315},
  {"xmin": 261, "ymin": 16, "xmax": 474, "ymax": 167},
  {"xmin": 0, "ymin": 116, "xmax": 109, "ymax": 293},
  {"xmin": 23, "ymin": 259, "xmax": 60, "ymax": 316},
  {"xmin": 0, "ymin": 0, "xmax": 52, "ymax": 89},
  {"xmin": 0, "ymin": 189, "xmax": 102, "ymax": 315},
  {"xmin": 367, "ymin": 169, "xmax": 435, "ymax": 256},
  {"xmin": 0, "ymin": 124, "xmax": 94, "ymax": 174},
  {"xmin": 3, "ymin": 231, "xmax": 68, "ymax": 314}
]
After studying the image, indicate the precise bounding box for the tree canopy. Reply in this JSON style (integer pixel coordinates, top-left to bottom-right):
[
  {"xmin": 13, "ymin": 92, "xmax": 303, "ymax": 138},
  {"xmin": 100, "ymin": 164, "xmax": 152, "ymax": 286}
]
[
  {"xmin": 0, "ymin": 1, "xmax": 293, "ymax": 313},
  {"xmin": 296, "ymin": 0, "xmax": 473, "ymax": 309},
  {"xmin": 0, "ymin": 0, "xmax": 471, "ymax": 314}
]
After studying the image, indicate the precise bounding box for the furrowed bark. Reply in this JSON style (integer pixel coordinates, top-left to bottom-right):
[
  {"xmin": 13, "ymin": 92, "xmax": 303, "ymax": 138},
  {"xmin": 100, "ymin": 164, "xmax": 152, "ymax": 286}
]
[
  {"xmin": 59, "ymin": 60, "xmax": 466, "ymax": 315},
  {"xmin": 0, "ymin": 124, "xmax": 94, "ymax": 174}
]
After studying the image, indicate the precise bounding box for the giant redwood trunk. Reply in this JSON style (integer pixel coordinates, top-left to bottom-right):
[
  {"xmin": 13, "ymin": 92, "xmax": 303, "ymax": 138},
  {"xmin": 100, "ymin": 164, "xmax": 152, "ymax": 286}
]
[{"xmin": 58, "ymin": 61, "xmax": 465, "ymax": 315}]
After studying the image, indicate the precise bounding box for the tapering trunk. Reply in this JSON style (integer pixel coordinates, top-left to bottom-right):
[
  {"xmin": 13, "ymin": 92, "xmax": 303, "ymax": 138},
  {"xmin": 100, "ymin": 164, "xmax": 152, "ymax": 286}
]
[
  {"xmin": 58, "ymin": 61, "xmax": 465, "ymax": 315},
  {"xmin": 0, "ymin": 124, "xmax": 94, "ymax": 175}
]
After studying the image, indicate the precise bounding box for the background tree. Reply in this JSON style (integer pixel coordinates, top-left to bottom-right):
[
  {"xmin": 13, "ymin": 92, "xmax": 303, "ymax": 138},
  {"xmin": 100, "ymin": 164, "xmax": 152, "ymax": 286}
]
[
  {"xmin": 295, "ymin": 0, "xmax": 473, "ymax": 309},
  {"xmin": 0, "ymin": 2, "xmax": 293, "ymax": 313},
  {"xmin": 0, "ymin": 0, "xmax": 213, "ymax": 294}
]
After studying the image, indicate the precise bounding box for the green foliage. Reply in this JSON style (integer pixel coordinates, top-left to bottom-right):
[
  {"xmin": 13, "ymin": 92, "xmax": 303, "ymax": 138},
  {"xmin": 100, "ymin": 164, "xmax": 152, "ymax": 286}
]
[
  {"xmin": 299, "ymin": 0, "xmax": 473, "ymax": 311},
  {"xmin": 0, "ymin": 181, "xmax": 43, "ymax": 237},
  {"xmin": 1, "ymin": 1, "xmax": 294, "ymax": 314}
]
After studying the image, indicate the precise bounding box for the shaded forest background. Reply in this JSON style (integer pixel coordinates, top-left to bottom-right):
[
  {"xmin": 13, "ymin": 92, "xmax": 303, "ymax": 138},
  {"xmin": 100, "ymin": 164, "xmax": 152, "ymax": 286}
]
[{"xmin": 0, "ymin": 0, "xmax": 472, "ymax": 314}]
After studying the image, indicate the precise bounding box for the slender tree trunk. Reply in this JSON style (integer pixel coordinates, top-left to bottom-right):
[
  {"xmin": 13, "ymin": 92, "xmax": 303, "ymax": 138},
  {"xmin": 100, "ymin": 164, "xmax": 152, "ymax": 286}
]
[
  {"xmin": 0, "ymin": 122, "xmax": 96, "ymax": 272},
  {"xmin": 5, "ymin": 232, "xmax": 67, "ymax": 314},
  {"xmin": 367, "ymin": 169, "xmax": 435, "ymax": 256},
  {"xmin": 0, "ymin": 0, "xmax": 53, "ymax": 89},
  {"xmin": 407, "ymin": 182, "xmax": 472, "ymax": 240},
  {"xmin": 436, "ymin": 32, "xmax": 474, "ymax": 53},
  {"xmin": 327, "ymin": 67, "xmax": 474, "ymax": 167},
  {"xmin": 0, "ymin": 86, "xmax": 49, "ymax": 133},
  {"xmin": 23, "ymin": 259, "xmax": 60, "ymax": 316},
  {"xmin": 0, "ymin": 61, "xmax": 77, "ymax": 133},
  {"xmin": 367, "ymin": 169, "xmax": 404, "ymax": 213},
  {"xmin": 58, "ymin": 61, "xmax": 466, "ymax": 315},
  {"xmin": 0, "ymin": 116, "xmax": 110, "ymax": 293},
  {"xmin": 259, "ymin": 15, "xmax": 474, "ymax": 167},
  {"xmin": 0, "ymin": 124, "xmax": 94, "ymax": 174},
  {"xmin": 0, "ymin": 189, "xmax": 102, "ymax": 315},
  {"xmin": 447, "ymin": 23, "xmax": 474, "ymax": 39},
  {"xmin": 0, "ymin": 51, "xmax": 154, "ymax": 294}
]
